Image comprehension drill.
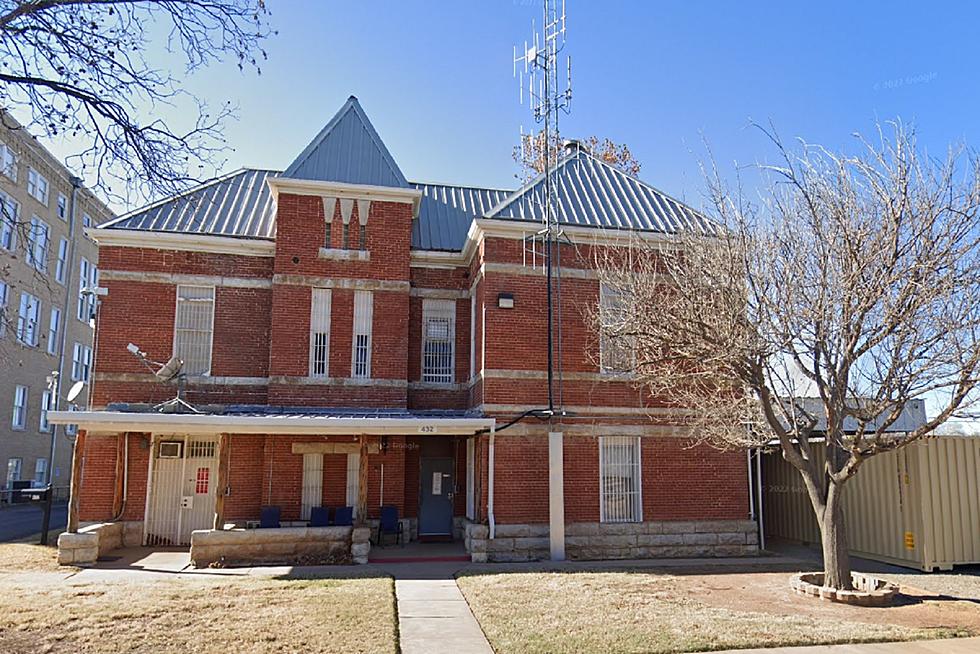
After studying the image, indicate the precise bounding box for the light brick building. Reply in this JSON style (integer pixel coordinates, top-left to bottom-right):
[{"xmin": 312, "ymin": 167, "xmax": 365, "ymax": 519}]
[
  {"xmin": 52, "ymin": 97, "xmax": 757, "ymax": 563},
  {"xmin": 1, "ymin": 112, "xmax": 112, "ymax": 496}
]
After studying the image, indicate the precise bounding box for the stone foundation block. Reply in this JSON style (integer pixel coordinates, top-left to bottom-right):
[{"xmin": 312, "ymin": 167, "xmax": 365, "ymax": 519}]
[
  {"xmin": 662, "ymin": 521, "xmax": 697, "ymax": 534},
  {"xmin": 682, "ymin": 533, "xmax": 718, "ymax": 546}
]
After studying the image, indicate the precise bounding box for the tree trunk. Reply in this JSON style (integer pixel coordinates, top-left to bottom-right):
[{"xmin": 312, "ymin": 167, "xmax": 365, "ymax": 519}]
[{"xmin": 819, "ymin": 484, "xmax": 852, "ymax": 590}]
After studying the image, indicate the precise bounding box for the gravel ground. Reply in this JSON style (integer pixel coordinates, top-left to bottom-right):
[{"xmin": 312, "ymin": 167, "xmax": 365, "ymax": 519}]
[{"xmin": 771, "ymin": 541, "xmax": 980, "ymax": 600}]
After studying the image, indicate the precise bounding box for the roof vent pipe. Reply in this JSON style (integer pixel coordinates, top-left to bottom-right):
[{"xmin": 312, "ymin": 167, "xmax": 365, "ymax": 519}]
[{"xmin": 562, "ymin": 139, "xmax": 588, "ymax": 155}]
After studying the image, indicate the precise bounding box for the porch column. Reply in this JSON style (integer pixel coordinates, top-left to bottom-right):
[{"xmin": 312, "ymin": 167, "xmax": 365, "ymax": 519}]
[
  {"xmin": 111, "ymin": 433, "xmax": 125, "ymax": 517},
  {"xmin": 356, "ymin": 434, "xmax": 369, "ymax": 525},
  {"xmin": 548, "ymin": 431, "xmax": 565, "ymax": 561},
  {"xmin": 213, "ymin": 433, "xmax": 229, "ymax": 530},
  {"xmin": 67, "ymin": 430, "xmax": 86, "ymax": 533}
]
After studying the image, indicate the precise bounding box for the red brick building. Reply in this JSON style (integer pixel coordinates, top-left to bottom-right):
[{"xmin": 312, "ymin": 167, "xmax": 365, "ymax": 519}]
[{"xmin": 51, "ymin": 97, "xmax": 758, "ymax": 564}]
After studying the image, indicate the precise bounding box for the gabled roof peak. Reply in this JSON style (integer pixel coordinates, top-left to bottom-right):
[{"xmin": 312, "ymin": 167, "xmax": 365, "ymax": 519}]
[{"xmin": 283, "ymin": 96, "xmax": 409, "ymax": 189}]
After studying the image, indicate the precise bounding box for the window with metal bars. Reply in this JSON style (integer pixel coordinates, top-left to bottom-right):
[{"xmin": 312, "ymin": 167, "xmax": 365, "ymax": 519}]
[
  {"xmin": 188, "ymin": 440, "xmax": 216, "ymax": 458},
  {"xmin": 599, "ymin": 436, "xmax": 642, "ymax": 523},
  {"xmin": 195, "ymin": 467, "xmax": 210, "ymax": 494},
  {"xmin": 422, "ymin": 299, "xmax": 455, "ymax": 383},
  {"xmin": 174, "ymin": 285, "xmax": 215, "ymax": 376},
  {"xmin": 351, "ymin": 291, "xmax": 372, "ymax": 378},
  {"xmin": 599, "ymin": 283, "xmax": 636, "ymax": 373},
  {"xmin": 309, "ymin": 288, "xmax": 331, "ymax": 377}
]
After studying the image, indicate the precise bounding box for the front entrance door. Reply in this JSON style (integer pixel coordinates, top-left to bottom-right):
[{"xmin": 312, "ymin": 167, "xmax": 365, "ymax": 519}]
[
  {"xmin": 419, "ymin": 457, "xmax": 454, "ymax": 538},
  {"xmin": 145, "ymin": 436, "xmax": 218, "ymax": 546}
]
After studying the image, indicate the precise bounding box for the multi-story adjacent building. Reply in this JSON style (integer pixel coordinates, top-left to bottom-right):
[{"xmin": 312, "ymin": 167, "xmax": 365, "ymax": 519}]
[
  {"xmin": 1, "ymin": 111, "xmax": 112, "ymax": 495},
  {"xmin": 52, "ymin": 97, "xmax": 757, "ymax": 564}
]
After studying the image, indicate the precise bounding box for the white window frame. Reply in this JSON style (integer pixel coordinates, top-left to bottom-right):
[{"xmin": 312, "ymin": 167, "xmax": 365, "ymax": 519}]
[
  {"xmin": 17, "ymin": 292, "xmax": 40, "ymax": 346},
  {"xmin": 57, "ymin": 194, "xmax": 68, "ymax": 221},
  {"xmin": 39, "ymin": 389, "xmax": 51, "ymax": 432},
  {"xmin": 346, "ymin": 452, "xmax": 360, "ymax": 514},
  {"xmin": 27, "ymin": 215, "xmax": 49, "ymax": 271},
  {"xmin": 599, "ymin": 283, "xmax": 636, "ymax": 374},
  {"xmin": 82, "ymin": 213, "xmax": 92, "ymax": 230},
  {"xmin": 0, "ymin": 281, "xmax": 7, "ymax": 336},
  {"xmin": 0, "ymin": 142, "xmax": 16, "ymax": 180},
  {"xmin": 309, "ymin": 288, "xmax": 332, "ymax": 377},
  {"xmin": 55, "ymin": 238, "xmax": 69, "ymax": 284},
  {"xmin": 34, "ymin": 458, "xmax": 48, "ymax": 485},
  {"xmin": 598, "ymin": 436, "xmax": 643, "ymax": 523},
  {"xmin": 351, "ymin": 290, "xmax": 372, "ymax": 379},
  {"xmin": 300, "ymin": 453, "xmax": 324, "ymax": 521},
  {"xmin": 71, "ymin": 342, "xmax": 92, "ymax": 381},
  {"xmin": 422, "ymin": 299, "xmax": 456, "ymax": 384},
  {"xmin": 27, "ymin": 167, "xmax": 49, "ymax": 205},
  {"xmin": 6, "ymin": 458, "xmax": 22, "ymax": 488},
  {"xmin": 173, "ymin": 285, "xmax": 215, "ymax": 376},
  {"xmin": 77, "ymin": 258, "xmax": 90, "ymax": 321},
  {"xmin": 0, "ymin": 190, "xmax": 19, "ymax": 251},
  {"xmin": 47, "ymin": 307, "xmax": 61, "ymax": 355},
  {"xmin": 12, "ymin": 385, "xmax": 28, "ymax": 430}
]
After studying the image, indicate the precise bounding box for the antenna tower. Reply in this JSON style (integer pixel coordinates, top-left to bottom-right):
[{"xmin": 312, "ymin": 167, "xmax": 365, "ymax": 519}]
[{"xmin": 514, "ymin": 0, "xmax": 572, "ymax": 414}]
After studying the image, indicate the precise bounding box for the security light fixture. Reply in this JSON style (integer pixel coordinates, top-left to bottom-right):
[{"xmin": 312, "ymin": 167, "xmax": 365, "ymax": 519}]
[{"xmin": 498, "ymin": 293, "xmax": 515, "ymax": 309}]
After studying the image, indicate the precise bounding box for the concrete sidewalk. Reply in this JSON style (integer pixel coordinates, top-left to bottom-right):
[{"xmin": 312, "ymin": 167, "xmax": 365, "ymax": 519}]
[
  {"xmin": 711, "ymin": 637, "xmax": 980, "ymax": 653},
  {"xmin": 395, "ymin": 576, "xmax": 493, "ymax": 654}
]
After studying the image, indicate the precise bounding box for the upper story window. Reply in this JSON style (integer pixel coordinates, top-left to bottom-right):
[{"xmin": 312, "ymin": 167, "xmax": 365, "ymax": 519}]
[
  {"xmin": 0, "ymin": 142, "xmax": 16, "ymax": 181},
  {"xmin": 39, "ymin": 389, "xmax": 52, "ymax": 433},
  {"xmin": 26, "ymin": 216, "xmax": 50, "ymax": 272},
  {"xmin": 27, "ymin": 167, "xmax": 49, "ymax": 205},
  {"xmin": 309, "ymin": 288, "xmax": 332, "ymax": 377},
  {"xmin": 351, "ymin": 290, "xmax": 372, "ymax": 379},
  {"xmin": 47, "ymin": 307, "xmax": 61, "ymax": 356},
  {"xmin": 0, "ymin": 281, "xmax": 7, "ymax": 336},
  {"xmin": 82, "ymin": 213, "xmax": 92, "ymax": 230},
  {"xmin": 0, "ymin": 190, "xmax": 19, "ymax": 251},
  {"xmin": 56, "ymin": 194, "xmax": 67, "ymax": 221},
  {"xmin": 599, "ymin": 283, "xmax": 636, "ymax": 374},
  {"xmin": 77, "ymin": 258, "xmax": 98, "ymax": 322},
  {"xmin": 321, "ymin": 197, "xmax": 370, "ymax": 255},
  {"xmin": 12, "ymin": 385, "xmax": 28, "ymax": 431},
  {"xmin": 422, "ymin": 299, "xmax": 456, "ymax": 384},
  {"xmin": 16, "ymin": 292, "xmax": 40, "ymax": 347},
  {"xmin": 71, "ymin": 342, "xmax": 92, "ymax": 381},
  {"xmin": 599, "ymin": 436, "xmax": 642, "ymax": 523},
  {"xmin": 174, "ymin": 285, "xmax": 215, "ymax": 376},
  {"xmin": 55, "ymin": 238, "xmax": 69, "ymax": 284}
]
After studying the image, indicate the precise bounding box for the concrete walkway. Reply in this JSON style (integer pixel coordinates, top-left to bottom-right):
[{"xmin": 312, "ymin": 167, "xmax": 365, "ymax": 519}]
[
  {"xmin": 395, "ymin": 575, "xmax": 493, "ymax": 654},
  {"xmin": 712, "ymin": 636, "xmax": 980, "ymax": 653}
]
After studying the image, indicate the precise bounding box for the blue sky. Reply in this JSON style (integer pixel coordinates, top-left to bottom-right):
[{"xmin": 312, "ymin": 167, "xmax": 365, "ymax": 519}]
[{"xmin": 34, "ymin": 1, "xmax": 980, "ymax": 212}]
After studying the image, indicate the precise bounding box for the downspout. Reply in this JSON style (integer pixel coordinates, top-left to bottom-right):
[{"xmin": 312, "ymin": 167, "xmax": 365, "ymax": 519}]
[
  {"xmin": 488, "ymin": 424, "xmax": 495, "ymax": 539},
  {"xmin": 48, "ymin": 176, "xmax": 84, "ymax": 484},
  {"xmin": 746, "ymin": 449, "xmax": 755, "ymax": 522}
]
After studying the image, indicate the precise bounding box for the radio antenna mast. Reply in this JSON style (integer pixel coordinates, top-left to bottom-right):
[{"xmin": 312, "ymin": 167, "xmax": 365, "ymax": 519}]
[{"xmin": 514, "ymin": 0, "xmax": 572, "ymax": 414}]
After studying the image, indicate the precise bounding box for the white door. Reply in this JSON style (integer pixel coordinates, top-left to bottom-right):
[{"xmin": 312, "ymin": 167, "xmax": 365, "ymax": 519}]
[{"xmin": 145, "ymin": 436, "xmax": 218, "ymax": 546}]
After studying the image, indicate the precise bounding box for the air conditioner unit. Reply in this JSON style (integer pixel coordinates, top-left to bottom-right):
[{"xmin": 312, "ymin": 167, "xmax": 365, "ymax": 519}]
[{"xmin": 158, "ymin": 441, "xmax": 183, "ymax": 459}]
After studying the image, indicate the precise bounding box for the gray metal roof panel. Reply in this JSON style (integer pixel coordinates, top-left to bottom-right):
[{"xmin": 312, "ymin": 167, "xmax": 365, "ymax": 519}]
[
  {"xmin": 486, "ymin": 150, "xmax": 714, "ymax": 235},
  {"xmin": 283, "ymin": 96, "xmax": 409, "ymax": 188},
  {"xmin": 101, "ymin": 168, "xmax": 279, "ymax": 239},
  {"xmin": 411, "ymin": 182, "xmax": 511, "ymax": 251}
]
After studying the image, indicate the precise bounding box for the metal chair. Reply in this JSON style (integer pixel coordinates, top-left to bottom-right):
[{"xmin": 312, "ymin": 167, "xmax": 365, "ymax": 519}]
[
  {"xmin": 259, "ymin": 505, "xmax": 281, "ymax": 529},
  {"xmin": 333, "ymin": 506, "xmax": 354, "ymax": 526},
  {"xmin": 376, "ymin": 505, "xmax": 404, "ymax": 546},
  {"xmin": 309, "ymin": 506, "xmax": 330, "ymax": 527}
]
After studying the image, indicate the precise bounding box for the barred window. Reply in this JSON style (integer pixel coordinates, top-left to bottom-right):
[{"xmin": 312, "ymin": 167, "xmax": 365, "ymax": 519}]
[
  {"xmin": 351, "ymin": 291, "xmax": 372, "ymax": 378},
  {"xmin": 599, "ymin": 436, "xmax": 642, "ymax": 523},
  {"xmin": 174, "ymin": 285, "xmax": 215, "ymax": 376},
  {"xmin": 599, "ymin": 283, "xmax": 636, "ymax": 373},
  {"xmin": 422, "ymin": 299, "xmax": 455, "ymax": 383},
  {"xmin": 309, "ymin": 288, "xmax": 332, "ymax": 377}
]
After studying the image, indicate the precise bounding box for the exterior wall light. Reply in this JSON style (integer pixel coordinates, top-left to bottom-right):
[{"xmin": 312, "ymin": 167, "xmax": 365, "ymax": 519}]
[{"xmin": 498, "ymin": 293, "xmax": 515, "ymax": 309}]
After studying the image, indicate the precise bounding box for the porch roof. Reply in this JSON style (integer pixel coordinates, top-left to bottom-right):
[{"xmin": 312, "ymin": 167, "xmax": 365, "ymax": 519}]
[{"xmin": 47, "ymin": 408, "xmax": 495, "ymax": 436}]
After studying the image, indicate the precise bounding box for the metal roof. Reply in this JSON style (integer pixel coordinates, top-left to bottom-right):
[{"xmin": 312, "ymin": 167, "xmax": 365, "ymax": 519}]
[
  {"xmin": 100, "ymin": 168, "xmax": 278, "ymax": 239},
  {"xmin": 412, "ymin": 182, "xmax": 511, "ymax": 251},
  {"xmin": 283, "ymin": 95, "xmax": 410, "ymax": 188},
  {"xmin": 486, "ymin": 149, "xmax": 714, "ymax": 234}
]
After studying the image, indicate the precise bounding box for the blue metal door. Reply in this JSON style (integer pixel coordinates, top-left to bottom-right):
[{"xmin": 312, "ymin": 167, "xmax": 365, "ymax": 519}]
[{"xmin": 419, "ymin": 457, "xmax": 454, "ymax": 537}]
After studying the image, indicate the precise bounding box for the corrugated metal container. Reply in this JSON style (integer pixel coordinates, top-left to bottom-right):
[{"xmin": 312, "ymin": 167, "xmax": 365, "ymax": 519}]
[{"xmin": 763, "ymin": 436, "xmax": 980, "ymax": 571}]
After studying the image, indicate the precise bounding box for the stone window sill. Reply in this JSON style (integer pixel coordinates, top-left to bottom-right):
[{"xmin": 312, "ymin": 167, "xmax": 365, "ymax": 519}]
[{"xmin": 319, "ymin": 247, "xmax": 370, "ymax": 262}]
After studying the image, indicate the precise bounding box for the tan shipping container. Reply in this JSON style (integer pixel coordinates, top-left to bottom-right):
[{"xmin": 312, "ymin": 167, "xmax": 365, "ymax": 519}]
[{"xmin": 763, "ymin": 435, "xmax": 980, "ymax": 571}]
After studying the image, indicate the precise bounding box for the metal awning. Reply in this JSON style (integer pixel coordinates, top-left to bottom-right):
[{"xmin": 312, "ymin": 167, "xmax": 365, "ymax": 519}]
[{"xmin": 47, "ymin": 410, "xmax": 495, "ymax": 436}]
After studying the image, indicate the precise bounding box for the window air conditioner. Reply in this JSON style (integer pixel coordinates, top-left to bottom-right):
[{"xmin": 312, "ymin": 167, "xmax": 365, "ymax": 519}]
[{"xmin": 159, "ymin": 441, "xmax": 183, "ymax": 459}]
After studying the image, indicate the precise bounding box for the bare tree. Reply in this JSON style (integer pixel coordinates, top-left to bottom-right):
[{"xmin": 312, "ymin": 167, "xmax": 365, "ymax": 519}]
[
  {"xmin": 0, "ymin": 0, "xmax": 272, "ymax": 202},
  {"xmin": 515, "ymin": 131, "xmax": 641, "ymax": 182},
  {"xmin": 592, "ymin": 123, "xmax": 980, "ymax": 590}
]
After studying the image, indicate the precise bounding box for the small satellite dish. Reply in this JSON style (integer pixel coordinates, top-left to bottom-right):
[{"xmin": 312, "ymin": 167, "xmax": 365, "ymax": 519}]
[
  {"xmin": 66, "ymin": 381, "xmax": 85, "ymax": 403},
  {"xmin": 155, "ymin": 356, "xmax": 184, "ymax": 382}
]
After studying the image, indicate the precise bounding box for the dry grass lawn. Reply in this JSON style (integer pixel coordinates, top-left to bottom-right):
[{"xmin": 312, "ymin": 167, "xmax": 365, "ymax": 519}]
[
  {"xmin": 457, "ymin": 569, "xmax": 969, "ymax": 654},
  {"xmin": 0, "ymin": 543, "xmax": 71, "ymax": 573},
  {"xmin": 0, "ymin": 545, "xmax": 397, "ymax": 654}
]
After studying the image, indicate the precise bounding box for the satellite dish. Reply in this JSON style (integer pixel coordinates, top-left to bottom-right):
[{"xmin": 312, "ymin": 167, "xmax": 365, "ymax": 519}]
[
  {"xmin": 66, "ymin": 381, "xmax": 85, "ymax": 403},
  {"xmin": 155, "ymin": 356, "xmax": 184, "ymax": 382}
]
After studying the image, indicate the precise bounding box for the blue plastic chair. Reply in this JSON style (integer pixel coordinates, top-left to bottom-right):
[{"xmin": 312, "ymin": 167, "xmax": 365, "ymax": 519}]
[
  {"xmin": 376, "ymin": 505, "xmax": 404, "ymax": 546},
  {"xmin": 259, "ymin": 505, "xmax": 281, "ymax": 529},
  {"xmin": 309, "ymin": 506, "xmax": 330, "ymax": 527},
  {"xmin": 333, "ymin": 506, "xmax": 353, "ymax": 526}
]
